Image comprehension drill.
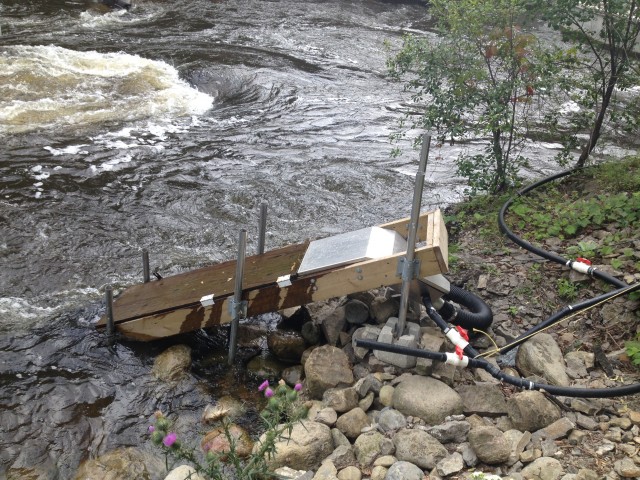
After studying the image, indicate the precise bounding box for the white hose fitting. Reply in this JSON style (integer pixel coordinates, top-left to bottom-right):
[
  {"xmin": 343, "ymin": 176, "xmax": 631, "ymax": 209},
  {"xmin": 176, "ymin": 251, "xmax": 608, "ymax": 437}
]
[
  {"xmin": 445, "ymin": 352, "xmax": 469, "ymax": 367},
  {"xmin": 445, "ymin": 327, "xmax": 469, "ymax": 350}
]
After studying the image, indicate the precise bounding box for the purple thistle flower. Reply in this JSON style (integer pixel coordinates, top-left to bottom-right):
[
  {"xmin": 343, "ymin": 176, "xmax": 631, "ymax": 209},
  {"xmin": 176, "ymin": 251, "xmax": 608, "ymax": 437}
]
[
  {"xmin": 163, "ymin": 432, "xmax": 177, "ymax": 447},
  {"xmin": 258, "ymin": 380, "xmax": 269, "ymax": 392},
  {"xmin": 294, "ymin": 383, "xmax": 302, "ymax": 392},
  {"xmin": 148, "ymin": 425, "xmax": 155, "ymax": 433},
  {"xmin": 264, "ymin": 387, "xmax": 274, "ymax": 398}
]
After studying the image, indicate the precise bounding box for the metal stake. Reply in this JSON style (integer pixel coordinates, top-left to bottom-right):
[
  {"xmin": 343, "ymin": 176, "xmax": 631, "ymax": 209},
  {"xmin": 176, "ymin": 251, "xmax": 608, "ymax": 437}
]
[
  {"xmin": 105, "ymin": 285, "xmax": 115, "ymax": 343},
  {"xmin": 142, "ymin": 248, "xmax": 150, "ymax": 283},
  {"xmin": 257, "ymin": 202, "xmax": 268, "ymax": 255},
  {"xmin": 396, "ymin": 133, "xmax": 431, "ymax": 337},
  {"xmin": 228, "ymin": 229, "xmax": 247, "ymax": 364}
]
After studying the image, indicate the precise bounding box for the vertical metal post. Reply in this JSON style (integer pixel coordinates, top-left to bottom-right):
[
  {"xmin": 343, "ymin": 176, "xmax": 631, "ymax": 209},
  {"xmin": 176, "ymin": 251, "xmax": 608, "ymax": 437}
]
[
  {"xmin": 396, "ymin": 133, "xmax": 431, "ymax": 337},
  {"xmin": 105, "ymin": 285, "xmax": 115, "ymax": 343},
  {"xmin": 228, "ymin": 229, "xmax": 247, "ymax": 365},
  {"xmin": 257, "ymin": 202, "xmax": 268, "ymax": 255},
  {"xmin": 142, "ymin": 248, "xmax": 150, "ymax": 283}
]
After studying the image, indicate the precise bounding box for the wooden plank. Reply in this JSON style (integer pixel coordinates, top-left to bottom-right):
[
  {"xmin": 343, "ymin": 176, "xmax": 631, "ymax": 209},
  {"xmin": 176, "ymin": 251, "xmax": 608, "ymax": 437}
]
[
  {"xmin": 380, "ymin": 211, "xmax": 432, "ymax": 244},
  {"xmin": 98, "ymin": 241, "xmax": 308, "ymax": 324},
  {"xmin": 112, "ymin": 237, "xmax": 447, "ymax": 341}
]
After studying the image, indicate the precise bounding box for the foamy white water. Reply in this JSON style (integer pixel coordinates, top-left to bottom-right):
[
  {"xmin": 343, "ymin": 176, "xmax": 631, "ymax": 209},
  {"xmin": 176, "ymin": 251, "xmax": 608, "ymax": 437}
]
[{"xmin": 0, "ymin": 45, "xmax": 214, "ymax": 134}]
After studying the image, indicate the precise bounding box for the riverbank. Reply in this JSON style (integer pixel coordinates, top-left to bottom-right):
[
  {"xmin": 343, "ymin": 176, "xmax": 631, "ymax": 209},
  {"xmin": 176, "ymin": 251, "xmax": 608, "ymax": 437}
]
[{"xmin": 60, "ymin": 159, "xmax": 640, "ymax": 479}]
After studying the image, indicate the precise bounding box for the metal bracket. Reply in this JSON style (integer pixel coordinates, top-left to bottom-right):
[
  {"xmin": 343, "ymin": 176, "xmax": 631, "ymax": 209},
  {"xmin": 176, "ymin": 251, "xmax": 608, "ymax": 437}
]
[
  {"xmin": 228, "ymin": 298, "xmax": 248, "ymax": 318},
  {"xmin": 200, "ymin": 293, "xmax": 215, "ymax": 307},
  {"xmin": 277, "ymin": 274, "xmax": 292, "ymax": 288},
  {"xmin": 396, "ymin": 257, "xmax": 421, "ymax": 281}
]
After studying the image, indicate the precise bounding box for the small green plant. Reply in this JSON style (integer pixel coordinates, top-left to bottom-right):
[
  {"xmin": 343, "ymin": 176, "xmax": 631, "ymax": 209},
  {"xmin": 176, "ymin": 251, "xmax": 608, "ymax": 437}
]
[
  {"xmin": 507, "ymin": 306, "xmax": 519, "ymax": 317},
  {"xmin": 557, "ymin": 278, "xmax": 579, "ymax": 301},
  {"xmin": 148, "ymin": 380, "xmax": 307, "ymax": 479},
  {"xmin": 625, "ymin": 338, "xmax": 640, "ymax": 367}
]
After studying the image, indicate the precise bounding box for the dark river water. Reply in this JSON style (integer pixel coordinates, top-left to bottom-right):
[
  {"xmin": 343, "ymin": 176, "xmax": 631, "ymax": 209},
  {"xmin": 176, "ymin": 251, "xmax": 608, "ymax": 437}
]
[{"xmin": 0, "ymin": 0, "xmax": 592, "ymax": 477}]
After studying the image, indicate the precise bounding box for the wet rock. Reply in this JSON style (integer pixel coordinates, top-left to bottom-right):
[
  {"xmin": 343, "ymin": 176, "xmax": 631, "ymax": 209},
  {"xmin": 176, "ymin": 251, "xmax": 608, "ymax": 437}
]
[
  {"xmin": 201, "ymin": 423, "xmax": 253, "ymax": 458},
  {"xmin": 301, "ymin": 321, "xmax": 322, "ymax": 345},
  {"xmin": 202, "ymin": 395, "xmax": 246, "ymax": 423},
  {"xmin": 507, "ymin": 391, "xmax": 561, "ymax": 432},
  {"xmin": 456, "ymin": 383, "xmax": 508, "ymax": 416},
  {"xmin": 353, "ymin": 431, "xmax": 385, "ymax": 465},
  {"xmin": 304, "ymin": 346, "xmax": 354, "ymax": 399},
  {"xmin": 152, "ymin": 344, "xmax": 191, "ymax": 381},
  {"xmin": 282, "ymin": 364, "xmax": 305, "ymax": 387},
  {"xmin": 73, "ymin": 448, "xmax": 164, "ymax": 480},
  {"xmin": 246, "ymin": 354, "xmax": 285, "ymax": 380},
  {"xmin": 255, "ymin": 420, "xmax": 333, "ymax": 471},
  {"xmin": 520, "ymin": 456, "xmax": 563, "ymax": 480},
  {"xmin": 516, "ymin": 333, "xmax": 570, "ymax": 386},
  {"xmin": 393, "ymin": 428, "xmax": 447, "ymax": 470},
  {"xmin": 335, "ymin": 407, "xmax": 370, "ymax": 440},
  {"xmin": 392, "ymin": 376, "xmax": 464, "ymax": 424},
  {"xmin": 468, "ymin": 426, "xmax": 511, "ymax": 465},
  {"xmin": 268, "ymin": 329, "xmax": 307, "ymax": 362},
  {"xmin": 384, "ymin": 461, "xmax": 424, "ymax": 480}
]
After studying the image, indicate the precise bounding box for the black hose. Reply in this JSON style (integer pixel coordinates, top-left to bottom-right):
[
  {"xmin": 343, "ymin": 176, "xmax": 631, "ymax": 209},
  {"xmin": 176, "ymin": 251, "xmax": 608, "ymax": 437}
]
[
  {"xmin": 441, "ymin": 284, "xmax": 493, "ymax": 331},
  {"xmin": 498, "ymin": 167, "xmax": 628, "ymax": 288}
]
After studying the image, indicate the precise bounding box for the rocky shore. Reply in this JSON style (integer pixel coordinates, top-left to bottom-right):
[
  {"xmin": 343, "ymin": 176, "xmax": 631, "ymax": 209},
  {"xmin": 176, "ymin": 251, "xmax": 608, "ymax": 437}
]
[{"xmin": 73, "ymin": 221, "xmax": 640, "ymax": 480}]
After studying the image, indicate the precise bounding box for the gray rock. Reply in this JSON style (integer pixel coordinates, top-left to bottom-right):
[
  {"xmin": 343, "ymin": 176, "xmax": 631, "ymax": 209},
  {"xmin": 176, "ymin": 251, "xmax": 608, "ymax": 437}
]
[
  {"xmin": 540, "ymin": 417, "xmax": 574, "ymax": 440},
  {"xmin": 315, "ymin": 407, "xmax": 338, "ymax": 427},
  {"xmin": 336, "ymin": 407, "xmax": 370, "ymax": 440},
  {"xmin": 456, "ymin": 383, "xmax": 508, "ymax": 416},
  {"xmin": 359, "ymin": 391, "xmax": 375, "ymax": 412},
  {"xmin": 504, "ymin": 430, "xmax": 531, "ymax": 467},
  {"xmin": 344, "ymin": 299, "xmax": 370, "ymax": 325},
  {"xmin": 392, "ymin": 376, "xmax": 464, "ymax": 424},
  {"xmin": 337, "ymin": 466, "xmax": 361, "ymax": 480},
  {"xmin": 327, "ymin": 445, "xmax": 356, "ymax": 470},
  {"xmin": 152, "ymin": 344, "xmax": 191, "ymax": 381},
  {"xmin": 392, "ymin": 428, "xmax": 447, "ymax": 470},
  {"xmin": 614, "ymin": 457, "xmax": 640, "ymax": 478},
  {"xmin": 370, "ymin": 466, "xmax": 388, "ymax": 480},
  {"xmin": 507, "ymin": 391, "xmax": 561, "ymax": 432},
  {"xmin": 273, "ymin": 466, "xmax": 313, "ymax": 479},
  {"xmin": 301, "ymin": 321, "xmax": 322, "ymax": 345},
  {"xmin": 426, "ymin": 420, "xmax": 470, "ymax": 444},
  {"xmin": 378, "ymin": 408, "xmax": 407, "ymax": 433},
  {"xmin": 255, "ymin": 420, "xmax": 333, "ymax": 471},
  {"xmin": 520, "ymin": 456, "xmax": 563, "ymax": 480},
  {"xmin": 313, "ymin": 460, "xmax": 338, "ymax": 480},
  {"xmin": 370, "ymin": 296, "xmax": 398, "ymax": 324},
  {"xmin": 282, "ymin": 365, "xmax": 305, "ymax": 387},
  {"xmin": 457, "ymin": 442, "xmax": 478, "ymax": 467},
  {"xmin": 352, "ymin": 326, "xmax": 382, "ymax": 360},
  {"xmin": 436, "ymin": 452, "xmax": 464, "ymax": 477},
  {"xmin": 415, "ymin": 327, "xmax": 446, "ymax": 375},
  {"xmin": 331, "ymin": 428, "xmax": 351, "ymax": 448},
  {"xmin": 164, "ymin": 465, "xmax": 206, "ymax": 480},
  {"xmin": 304, "ymin": 346, "xmax": 354, "ymax": 400},
  {"xmin": 353, "ymin": 431, "xmax": 385, "ymax": 465},
  {"xmin": 468, "ymin": 426, "xmax": 511, "ymax": 465},
  {"xmin": 323, "ymin": 387, "xmax": 359, "ymax": 413},
  {"xmin": 516, "ymin": 333, "xmax": 570, "ymax": 386},
  {"xmin": 384, "ymin": 461, "xmax": 424, "ymax": 480},
  {"xmin": 74, "ymin": 448, "xmax": 165, "ymax": 480},
  {"xmin": 320, "ymin": 306, "xmax": 347, "ymax": 347}
]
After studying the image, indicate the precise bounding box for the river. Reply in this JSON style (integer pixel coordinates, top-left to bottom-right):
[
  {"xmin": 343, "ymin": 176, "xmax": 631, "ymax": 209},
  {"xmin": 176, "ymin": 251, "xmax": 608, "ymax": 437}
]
[{"xmin": 0, "ymin": 0, "xmax": 576, "ymax": 477}]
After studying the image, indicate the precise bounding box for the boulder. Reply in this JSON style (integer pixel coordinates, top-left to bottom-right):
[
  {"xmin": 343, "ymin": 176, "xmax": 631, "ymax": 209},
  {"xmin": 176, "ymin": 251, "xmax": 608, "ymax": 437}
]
[
  {"xmin": 377, "ymin": 408, "xmax": 407, "ymax": 433},
  {"xmin": 392, "ymin": 376, "xmax": 464, "ymax": 424},
  {"xmin": 353, "ymin": 431, "xmax": 385, "ymax": 466},
  {"xmin": 392, "ymin": 428, "xmax": 447, "ymax": 470},
  {"xmin": 323, "ymin": 387, "xmax": 359, "ymax": 413},
  {"xmin": 384, "ymin": 461, "xmax": 424, "ymax": 480},
  {"xmin": 516, "ymin": 333, "xmax": 570, "ymax": 386},
  {"xmin": 456, "ymin": 383, "xmax": 508, "ymax": 416},
  {"xmin": 520, "ymin": 456, "xmax": 563, "ymax": 480},
  {"xmin": 468, "ymin": 426, "xmax": 511, "ymax": 465},
  {"xmin": 335, "ymin": 407, "xmax": 370, "ymax": 440},
  {"xmin": 320, "ymin": 306, "xmax": 347, "ymax": 346},
  {"xmin": 254, "ymin": 420, "xmax": 333, "ymax": 471},
  {"xmin": 267, "ymin": 329, "xmax": 307, "ymax": 362},
  {"xmin": 304, "ymin": 346, "xmax": 354, "ymax": 399},
  {"xmin": 507, "ymin": 391, "xmax": 562, "ymax": 432}
]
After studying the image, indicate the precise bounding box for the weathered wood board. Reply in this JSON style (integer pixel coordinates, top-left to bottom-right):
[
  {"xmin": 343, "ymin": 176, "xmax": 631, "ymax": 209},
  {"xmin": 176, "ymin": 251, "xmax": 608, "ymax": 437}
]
[{"xmin": 97, "ymin": 210, "xmax": 448, "ymax": 341}]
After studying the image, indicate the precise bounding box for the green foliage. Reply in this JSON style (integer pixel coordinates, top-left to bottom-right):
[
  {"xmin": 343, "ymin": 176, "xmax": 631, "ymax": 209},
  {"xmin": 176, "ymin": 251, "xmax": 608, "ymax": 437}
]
[
  {"xmin": 556, "ymin": 278, "xmax": 580, "ymax": 300},
  {"xmin": 625, "ymin": 339, "xmax": 640, "ymax": 366},
  {"xmin": 148, "ymin": 380, "xmax": 307, "ymax": 480},
  {"xmin": 387, "ymin": 0, "xmax": 560, "ymax": 194},
  {"xmin": 529, "ymin": 0, "xmax": 640, "ymax": 167}
]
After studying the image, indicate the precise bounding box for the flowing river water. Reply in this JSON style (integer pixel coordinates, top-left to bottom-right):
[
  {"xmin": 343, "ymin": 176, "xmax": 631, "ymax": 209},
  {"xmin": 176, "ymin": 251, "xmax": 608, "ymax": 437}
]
[{"xmin": 0, "ymin": 0, "xmax": 604, "ymax": 477}]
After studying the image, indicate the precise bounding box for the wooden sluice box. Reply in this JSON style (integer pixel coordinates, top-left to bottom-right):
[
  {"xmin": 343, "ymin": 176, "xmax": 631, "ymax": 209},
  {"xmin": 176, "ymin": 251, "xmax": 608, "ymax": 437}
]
[{"xmin": 97, "ymin": 209, "xmax": 449, "ymax": 341}]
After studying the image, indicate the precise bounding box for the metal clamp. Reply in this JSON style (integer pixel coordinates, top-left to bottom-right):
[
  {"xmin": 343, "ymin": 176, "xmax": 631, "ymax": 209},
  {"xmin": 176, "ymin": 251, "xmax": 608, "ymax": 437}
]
[
  {"xmin": 396, "ymin": 257, "xmax": 421, "ymax": 281},
  {"xmin": 228, "ymin": 298, "xmax": 248, "ymax": 318},
  {"xmin": 277, "ymin": 274, "xmax": 292, "ymax": 287}
]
